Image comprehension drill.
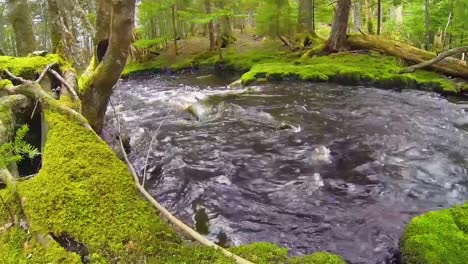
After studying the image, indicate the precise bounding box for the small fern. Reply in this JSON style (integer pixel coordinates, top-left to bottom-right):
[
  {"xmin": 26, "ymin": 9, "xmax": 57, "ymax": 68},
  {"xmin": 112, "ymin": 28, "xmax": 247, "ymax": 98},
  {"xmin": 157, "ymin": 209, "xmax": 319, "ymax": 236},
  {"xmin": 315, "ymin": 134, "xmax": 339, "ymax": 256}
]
[{"xmin": 0, "ymin": 124, "xmax": 40, "ymax": 168}]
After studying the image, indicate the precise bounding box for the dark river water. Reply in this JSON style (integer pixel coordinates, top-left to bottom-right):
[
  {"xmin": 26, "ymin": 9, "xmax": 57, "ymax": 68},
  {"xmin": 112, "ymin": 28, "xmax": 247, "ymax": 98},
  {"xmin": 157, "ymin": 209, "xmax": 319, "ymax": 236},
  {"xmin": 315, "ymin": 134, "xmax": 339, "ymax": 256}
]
[{"xmin": 104, "ymin": 73, "xmax": 468, "ymax": 264}]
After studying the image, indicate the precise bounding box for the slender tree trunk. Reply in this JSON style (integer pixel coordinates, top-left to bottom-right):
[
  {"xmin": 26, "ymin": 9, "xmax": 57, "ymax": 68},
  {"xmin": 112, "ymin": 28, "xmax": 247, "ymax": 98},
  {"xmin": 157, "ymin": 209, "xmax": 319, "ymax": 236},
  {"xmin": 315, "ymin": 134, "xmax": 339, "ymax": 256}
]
[
  {"xmin": 364, "ymin": 0, "xmax": 374, "ymax": 34},
  {"xmin": 7, "ymin": 0, "xmax": 36, "ymax": 56},
  {"xmin": 352, "ymin": 0, "xmax": 363, "ymax": 32},
  {"xmin": 298, "ymin": 0, "xmax": 314, "ymax": 33},
  {"xmin": 424, "ymin": 0, "xmax": 431, "ymax": 49},
  {"xmin": 326, "ymin": 0, "xmax": 352, "ymax": 51},
  {"xmin": 377, "ymin": 0, "xmax": 382, "ymax": 35},
  {"xmin": 204, "ymin": 0, "xmax": 215, "ymax": 51},
  {"xmin": 172, "ymin": 5, "xmax": 178, "ymax": 56}
]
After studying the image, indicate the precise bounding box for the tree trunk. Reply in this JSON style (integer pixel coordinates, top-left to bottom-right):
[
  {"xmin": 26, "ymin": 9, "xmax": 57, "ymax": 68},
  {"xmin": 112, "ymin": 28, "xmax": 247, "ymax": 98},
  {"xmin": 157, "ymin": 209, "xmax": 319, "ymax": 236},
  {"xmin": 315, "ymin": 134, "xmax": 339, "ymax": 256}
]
[
  {"xmin": 364, "ymin": 0, "xmax": 374, "ymax": 34},
  {"xmin": 172, "ymin": 5, "xmax": 178, "ymax": 56},
  {"xmin": 326, "ymin": 0, "xmax": 352, "ymax": 52},
  {"xmin": 424, "ymin": 0, "xmax": 431, "ymax": 50},
  {"xmin": 7, "ymin": 0, "xmax": 36, "ymax": 56},
  {"xmin": 377, "ymin": 0, "xmax": 382, "ymax": 35},
  {"xmin": 80, "ymin": 0, "xmax": 136, "ymax": 133},
  {"xmin": 47, "ymin": 0, "xmax": 62, "ymax": 53},
  {"xmin": 352, "ymin": 0, "xmax": 363, "ymax": 32},
  {"xmin": 298, "ymin": 0, "xmax": 314, "ymax": 33},
  {"xmin": 348, "ymin": 35, "xmax": 468, "ymax": 79},
  {"xmin": 205, "ymin": 0, "xmax": 215, "ymax": 51}
]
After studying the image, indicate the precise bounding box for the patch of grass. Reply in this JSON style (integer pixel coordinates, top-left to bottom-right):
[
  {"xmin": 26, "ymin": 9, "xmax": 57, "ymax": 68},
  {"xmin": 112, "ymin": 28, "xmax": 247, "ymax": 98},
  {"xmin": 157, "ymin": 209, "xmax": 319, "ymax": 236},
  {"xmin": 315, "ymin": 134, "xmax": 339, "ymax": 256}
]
[
  {"xmin": 288, "ymin": 252, "xmax": 346, "ymax": 264},
  {"xmin": 400, "ymin": 203, "xmax": 468, "ymax": 264}
]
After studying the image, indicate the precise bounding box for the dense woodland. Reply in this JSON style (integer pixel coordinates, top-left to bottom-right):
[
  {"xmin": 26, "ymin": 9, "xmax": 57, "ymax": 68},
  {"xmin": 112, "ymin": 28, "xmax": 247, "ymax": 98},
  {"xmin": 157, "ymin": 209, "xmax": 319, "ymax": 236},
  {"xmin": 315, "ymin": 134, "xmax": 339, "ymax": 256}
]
[
  {"xmin": 0, "ymin": 0, "xmax": 467, "ymax": 58},
  {"xmin": 0, "ymin": 0, "xmax": 468, "ymax": 263}
]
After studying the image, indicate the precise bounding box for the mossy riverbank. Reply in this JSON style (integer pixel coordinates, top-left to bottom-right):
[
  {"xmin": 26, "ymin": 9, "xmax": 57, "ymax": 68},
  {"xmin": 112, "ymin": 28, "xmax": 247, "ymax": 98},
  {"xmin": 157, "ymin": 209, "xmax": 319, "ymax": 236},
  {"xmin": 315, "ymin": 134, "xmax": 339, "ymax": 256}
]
[{"xmin": 124, "ymin": 35, "xmax": 467, "ymax": 95}]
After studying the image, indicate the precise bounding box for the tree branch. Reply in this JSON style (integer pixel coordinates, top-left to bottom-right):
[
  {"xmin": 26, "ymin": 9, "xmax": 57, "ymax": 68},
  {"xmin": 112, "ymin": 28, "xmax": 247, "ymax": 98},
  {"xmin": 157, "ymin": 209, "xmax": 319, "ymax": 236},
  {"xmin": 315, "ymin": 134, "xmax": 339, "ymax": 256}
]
[
  {"xmin": 4, "ymin": 70, "xmax": 28, "ymax": 84},
  {"xmin": 36, "ymin": 63, "xmax": 58, "ymax": 83},
  {"xmin": 47, "ymin": 69, "xmax": 79, "ymax": 101},
  {"xmin": 400, "ymin": 46, "xmax": 468, "ymax": 73}
]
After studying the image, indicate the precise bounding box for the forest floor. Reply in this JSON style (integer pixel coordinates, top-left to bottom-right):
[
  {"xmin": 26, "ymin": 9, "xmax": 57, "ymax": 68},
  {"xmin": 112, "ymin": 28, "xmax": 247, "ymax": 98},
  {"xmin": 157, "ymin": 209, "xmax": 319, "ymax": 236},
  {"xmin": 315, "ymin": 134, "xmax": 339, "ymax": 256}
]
[{"xmin": 125, "ymin": 30, "xmax": 468, "ymax": 95}]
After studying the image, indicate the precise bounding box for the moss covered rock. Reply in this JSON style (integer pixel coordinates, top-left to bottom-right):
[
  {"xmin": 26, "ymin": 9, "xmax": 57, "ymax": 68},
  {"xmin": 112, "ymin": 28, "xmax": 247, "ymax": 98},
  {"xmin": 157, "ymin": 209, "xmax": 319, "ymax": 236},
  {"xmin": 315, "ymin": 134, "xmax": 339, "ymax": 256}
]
[{"xmin": 400, "ymin": 203, "xmax": 468, "ymax": 264}]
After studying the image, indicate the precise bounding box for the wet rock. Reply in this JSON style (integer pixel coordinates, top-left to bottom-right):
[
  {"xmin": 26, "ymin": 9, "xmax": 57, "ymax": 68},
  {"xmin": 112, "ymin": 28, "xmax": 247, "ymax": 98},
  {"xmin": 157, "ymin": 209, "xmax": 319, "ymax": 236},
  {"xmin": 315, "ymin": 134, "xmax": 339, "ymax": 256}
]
[{"xmin": 228, "ymin": 79, "xmax": 243, "ymax": 89}]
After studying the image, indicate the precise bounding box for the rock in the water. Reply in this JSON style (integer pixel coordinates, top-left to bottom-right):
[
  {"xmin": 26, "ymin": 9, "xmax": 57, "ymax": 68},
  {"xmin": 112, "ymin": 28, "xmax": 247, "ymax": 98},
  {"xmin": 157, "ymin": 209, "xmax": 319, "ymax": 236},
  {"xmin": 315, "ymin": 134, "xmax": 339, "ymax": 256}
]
[{"xmin": 311, "ymin": 146, "xmax": 332, "ymax": 163}]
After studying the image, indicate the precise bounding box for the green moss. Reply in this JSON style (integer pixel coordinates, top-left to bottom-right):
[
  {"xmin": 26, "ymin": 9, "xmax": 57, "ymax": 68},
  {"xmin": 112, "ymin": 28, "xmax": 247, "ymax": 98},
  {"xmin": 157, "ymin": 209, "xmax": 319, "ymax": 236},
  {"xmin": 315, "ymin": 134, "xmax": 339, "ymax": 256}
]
[
  {"xmin": 400, "ymin": 203, "xmax": 468, "ymax": 264},
  {"xmin": 0, "ymin": 79, "xmax": 13, "ymax": 90},
  {"xmin": 240, "ymin": 53, "xmax": 460, "ymax": 94},
  {"xmin": 230, "ymin": 242, "xmax": 288, "ymax": 264},
  {"xmin": 78, "ymin": 56, "xmax": 96, "ymax": 93},
  {"xmin": 0, "ymin": 227, "xmax": 27, "ymax": 263},
  {"xmin": 288, "ymin": 252, "xmax": 346, "ymax": 264},
  {"xmin": 17, "ymin": 111, "xmax": 233, "ymax": 262},
  {"xmin": 0, "ymin": 55, "xmax": 71, "ymax": 79}
]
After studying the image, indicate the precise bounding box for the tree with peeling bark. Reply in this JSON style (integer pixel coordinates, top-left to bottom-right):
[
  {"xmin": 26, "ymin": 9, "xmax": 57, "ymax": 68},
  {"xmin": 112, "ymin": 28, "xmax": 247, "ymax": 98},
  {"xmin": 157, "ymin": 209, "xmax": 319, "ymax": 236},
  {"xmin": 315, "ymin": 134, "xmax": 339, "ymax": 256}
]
[
  {"xmin": 325, "ymin": 0, "xmax": 351, "ymax": 52},
  {"xmin": 7, "ymin": 0, "xmax": 37, "ymax": 56}
]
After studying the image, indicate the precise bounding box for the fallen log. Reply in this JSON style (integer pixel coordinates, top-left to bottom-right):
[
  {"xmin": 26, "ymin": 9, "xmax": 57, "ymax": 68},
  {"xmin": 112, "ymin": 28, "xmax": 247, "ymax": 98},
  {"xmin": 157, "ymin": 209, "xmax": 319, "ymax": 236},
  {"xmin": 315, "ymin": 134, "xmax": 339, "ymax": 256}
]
[
  {"xmin": 348, "ymin": 35, "xmax": 468, "ymax": 79},
  {"xmin": 400, "ymin": 46, "xmax": 468, "ymax": 74}
]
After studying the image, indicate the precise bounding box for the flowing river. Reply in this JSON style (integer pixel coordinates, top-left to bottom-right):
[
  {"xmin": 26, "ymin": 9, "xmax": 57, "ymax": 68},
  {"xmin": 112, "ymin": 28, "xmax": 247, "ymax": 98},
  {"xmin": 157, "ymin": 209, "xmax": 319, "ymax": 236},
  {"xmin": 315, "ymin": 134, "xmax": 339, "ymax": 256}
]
[{"xmin": 104, "ymin": 72, "xmax": 468, "ymax": 264}]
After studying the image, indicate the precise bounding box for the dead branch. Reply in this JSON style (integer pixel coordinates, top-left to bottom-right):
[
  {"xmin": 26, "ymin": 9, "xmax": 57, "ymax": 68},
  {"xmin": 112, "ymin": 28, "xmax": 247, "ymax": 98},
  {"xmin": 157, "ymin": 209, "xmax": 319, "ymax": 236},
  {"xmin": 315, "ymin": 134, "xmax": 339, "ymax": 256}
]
[
  {"xmin": 48, "ymin": 69, "xmax": 79, "ymax": 101},
  {"xmin": 4, "ymin": 70, "xmax": 28, "ymax": 84},
  {"xmin": 401, "ymin": 46, "xmax": 468, "ymax": 74},
  {"xmin": 36, "ymin": 63, "xmax": 58, "ymax": 83}
]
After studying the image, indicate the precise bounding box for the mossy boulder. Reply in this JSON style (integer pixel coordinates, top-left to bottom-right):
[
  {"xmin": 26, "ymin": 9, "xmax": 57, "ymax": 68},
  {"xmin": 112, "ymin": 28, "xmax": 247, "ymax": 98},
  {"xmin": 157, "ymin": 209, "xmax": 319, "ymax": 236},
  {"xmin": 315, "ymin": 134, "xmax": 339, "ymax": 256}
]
[{"xmin": 400, "ymin": 203, "xmax": 468, "ymax": 264}]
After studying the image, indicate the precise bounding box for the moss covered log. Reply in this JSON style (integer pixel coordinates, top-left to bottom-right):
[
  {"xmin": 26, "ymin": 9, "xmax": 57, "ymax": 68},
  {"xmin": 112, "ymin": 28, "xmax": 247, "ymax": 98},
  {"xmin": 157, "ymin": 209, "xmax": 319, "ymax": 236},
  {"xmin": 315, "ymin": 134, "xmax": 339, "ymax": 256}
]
[
  {"xmin": 348, "ymin": 35, "xmax": 468, "ymax": 79},
  {"xmin": 400, "ymin": 203, "xmax": 468, "ymax": 264}
]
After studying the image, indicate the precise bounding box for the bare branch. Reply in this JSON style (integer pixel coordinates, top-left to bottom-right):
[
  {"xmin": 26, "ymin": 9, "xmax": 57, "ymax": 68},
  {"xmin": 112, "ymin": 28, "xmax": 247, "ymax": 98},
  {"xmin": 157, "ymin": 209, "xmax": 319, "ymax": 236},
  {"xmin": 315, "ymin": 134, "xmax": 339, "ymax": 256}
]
[
  {"xmin": 47, "ymin": 69, "xmax": 79, "ymax": 101},
  {"xmin": 4, "ymin": 70, "xmax": 28, "ymax": 84},
  {"xmin": 36, "ymin": 63, "xmax": 58, "ymax": 83}
]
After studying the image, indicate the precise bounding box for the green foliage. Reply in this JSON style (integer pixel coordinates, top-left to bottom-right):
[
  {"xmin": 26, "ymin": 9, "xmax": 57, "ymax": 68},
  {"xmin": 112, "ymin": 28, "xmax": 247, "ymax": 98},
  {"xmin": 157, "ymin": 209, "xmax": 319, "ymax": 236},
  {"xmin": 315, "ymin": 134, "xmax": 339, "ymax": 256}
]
[
  {"xmin": 401, "ymin": 203, "xmax": 468, "ymax": 264},
  {"xmin": 256, "ymin": 0, "xmax": 297, "ymax": 37},
  {"xmin": 0, "ymin": 125, "xmax": 40, "ymax": 168}
]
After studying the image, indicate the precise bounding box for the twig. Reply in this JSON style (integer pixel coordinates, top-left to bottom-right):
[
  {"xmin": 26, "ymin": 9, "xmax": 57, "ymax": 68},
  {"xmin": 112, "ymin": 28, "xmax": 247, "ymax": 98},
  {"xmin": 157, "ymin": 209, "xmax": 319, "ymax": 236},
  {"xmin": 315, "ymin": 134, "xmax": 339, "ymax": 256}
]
[
  {"xmin": 47, "ymin": 69, "xmax": 79, "ymax": 101},
  {"xmin": 31, "ymin": 100, "xmax": 39, "ymax": 119},
  {"xmin": 36, "ymin": 62, "xmax": 57, "ymax": 83}
]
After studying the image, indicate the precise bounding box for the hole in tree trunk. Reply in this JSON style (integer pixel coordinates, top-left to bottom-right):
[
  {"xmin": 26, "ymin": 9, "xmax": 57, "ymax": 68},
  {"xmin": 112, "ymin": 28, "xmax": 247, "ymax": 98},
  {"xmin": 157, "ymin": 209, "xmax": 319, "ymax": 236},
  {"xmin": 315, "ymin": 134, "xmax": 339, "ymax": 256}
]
[
  {"xmin": 15, "ymin": 105, "xmax": 43, "ymax": 177},
  {"xmin": 96, "ymin": 39, "xmax": 109, "ymax": 63}
]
